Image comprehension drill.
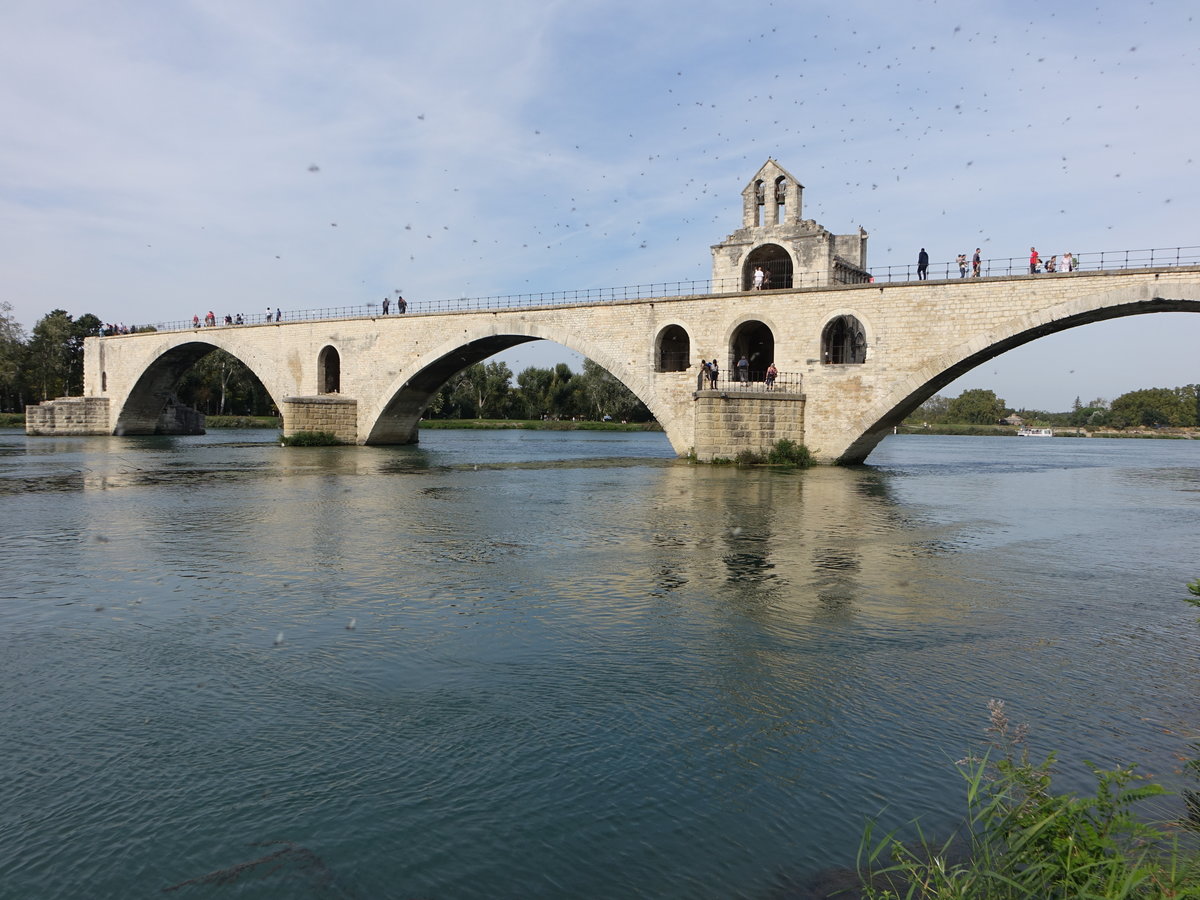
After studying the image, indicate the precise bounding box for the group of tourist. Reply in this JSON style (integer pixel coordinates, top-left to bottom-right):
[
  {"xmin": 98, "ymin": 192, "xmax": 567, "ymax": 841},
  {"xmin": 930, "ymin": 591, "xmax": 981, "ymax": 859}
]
[
  {"xmin": 698, "ymin": 357, "xmax": 780, "ymax": 389},
  {"xmin": 750, "ymin": 266, "xmax": 772, "ymax": 290},
  {"xmin": 1028, "ymin": 247, "xmax": 1075, "ymax": 274},
  {"xmin": 190, "ymin": 309, "xmax": 282, "ymax": 328},
  {"xmin": 380, "ymin": 296, "xmax": 407, "ymax": 314},
  {"xmin": 101, "ymin": 323, "xmax": 143, "ymax": 336},
  {"xmin": 919, "ymin": 247, "xmax": 1076, "ymax": 279}
]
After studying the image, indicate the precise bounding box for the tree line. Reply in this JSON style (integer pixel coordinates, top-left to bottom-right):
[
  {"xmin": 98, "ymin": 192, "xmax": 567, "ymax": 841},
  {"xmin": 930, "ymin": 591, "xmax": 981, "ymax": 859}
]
[
  {"xmin": 0, "ymin": 304, "xmax": 650, "ymax": 421},
  {"xmin": 910, "ymin": 386, "xmax": 1200, "ymax": 429}
]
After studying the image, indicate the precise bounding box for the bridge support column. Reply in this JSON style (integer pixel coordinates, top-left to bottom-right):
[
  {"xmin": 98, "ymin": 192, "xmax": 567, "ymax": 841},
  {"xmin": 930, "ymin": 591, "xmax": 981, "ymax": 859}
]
[
  {"xmin": 282, "ymin": 396, "xmax": 358, "ymax": 444},
  {"xmin": 692, "ymin": 389, "xmax": 806, "ymax": 461},
  {"xmin": 26, "ymin": 396, "xmax": 112, "ymax": 435}
]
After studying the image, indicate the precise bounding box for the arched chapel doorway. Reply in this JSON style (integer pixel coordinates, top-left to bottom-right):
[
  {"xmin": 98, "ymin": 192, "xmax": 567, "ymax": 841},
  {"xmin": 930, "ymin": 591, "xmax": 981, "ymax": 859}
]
[{"xmin": 742, "ymin": 244, "xmax": 793, "ymax": 290}]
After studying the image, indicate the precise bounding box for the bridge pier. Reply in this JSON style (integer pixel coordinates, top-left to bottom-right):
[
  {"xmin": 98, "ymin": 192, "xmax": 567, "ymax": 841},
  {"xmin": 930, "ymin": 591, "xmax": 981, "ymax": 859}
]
[
  {"xmin": 25, "ymin": 394, "xmax": 206, "ymax": 436},
  {"xmin": 282, "ymin": 396, "xmax": 358, "ymax": 444},
  {"xmin": 692, "ymin": 388, "xmax": 806, "ymax": 461}
]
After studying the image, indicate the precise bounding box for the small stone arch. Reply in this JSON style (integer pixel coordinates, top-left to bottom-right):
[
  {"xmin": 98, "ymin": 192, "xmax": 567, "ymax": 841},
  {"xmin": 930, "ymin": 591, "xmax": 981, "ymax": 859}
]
[
  {"xmin": 318, "ymin": 345, "xmax": 341, "ymax": 394},
  {"xmin": 743, "ymin": 244, "xmax": 793, "ymax": 291},
  {"xmin": 729, "ymin": 320, "xmax": 775, "ymax": 382},
  {"xmin": 654, "ymin": 324, "xmax": 691, "ymax": 372},
  {"xmin": 822, "ymin": 315, "xmax": 867, "ymax": 365}
]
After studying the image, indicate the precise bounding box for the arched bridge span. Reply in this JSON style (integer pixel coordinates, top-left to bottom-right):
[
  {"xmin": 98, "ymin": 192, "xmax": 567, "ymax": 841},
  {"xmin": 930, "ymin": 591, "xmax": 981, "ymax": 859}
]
[{"xmin": 73, "ymin": 267, "xmax": 1200, "ymax": 463}]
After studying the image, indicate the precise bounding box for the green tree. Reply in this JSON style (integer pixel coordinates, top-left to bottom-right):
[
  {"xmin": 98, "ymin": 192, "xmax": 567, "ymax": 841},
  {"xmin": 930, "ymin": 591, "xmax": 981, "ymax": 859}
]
[
  {"xmin": 906, "ymin": 394, "xmax": 951, "ymax": 424},
  {"xmin": 26, "ymin": 309, "xmax": 76, "ymax": 402},
  {"xmin": 428, "ymin": 361, "xmax": 514, "ymax": 419},
  {"xmin": 946, "ymin": 388, "xmax": 1006, "ymax": 425},
  {"xmin": 176, "ymin": 349, "xmax": 274, "ymax": 416},
  {"xmin": 0, "ymin": 302, "xmax": 27, "ymax": 411},
  {"xmin": 577, "ymin": 359, "xmax": 650, "ymax": 421},
  {"xmin": 1109, "ymin": 386, "xmax": 1194, "ymax": 428}
]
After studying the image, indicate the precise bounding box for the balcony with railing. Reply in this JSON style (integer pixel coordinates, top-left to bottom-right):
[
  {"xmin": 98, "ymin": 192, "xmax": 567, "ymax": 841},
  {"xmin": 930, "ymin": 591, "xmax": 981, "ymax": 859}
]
[{"xmin": 693, "ymin": 370, "xmax": 802, "ymax": 394}]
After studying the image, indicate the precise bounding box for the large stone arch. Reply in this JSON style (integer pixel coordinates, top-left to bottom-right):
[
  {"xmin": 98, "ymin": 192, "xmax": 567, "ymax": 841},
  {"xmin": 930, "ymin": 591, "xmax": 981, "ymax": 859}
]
[
  {"xmin": 725, "ymin": 314, "xmax": 778, "ymax": 382},
  {"xmin": 110, "ymin": 337, "xmax": 286, "ymax": 435},
  {"xmin": 836, "ymin": 283, "xmax": 1200, "ymax": 463},
  {"xmin": 363, "ymin": 323, "xmax": 686, "ymax": 450}
]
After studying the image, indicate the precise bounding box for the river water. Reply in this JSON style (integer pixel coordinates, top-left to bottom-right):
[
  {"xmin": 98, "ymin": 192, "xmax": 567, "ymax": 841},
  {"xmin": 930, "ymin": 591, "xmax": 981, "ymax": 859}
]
[{"xmin": 1, "ymin": 428, "xmax": 1197, "ymax": 898}]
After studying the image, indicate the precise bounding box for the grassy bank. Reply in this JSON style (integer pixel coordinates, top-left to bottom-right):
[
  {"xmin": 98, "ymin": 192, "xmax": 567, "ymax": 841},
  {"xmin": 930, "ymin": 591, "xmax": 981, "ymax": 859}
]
[
  {"xmin": 206, "ymin": 415, "xmax": 280, "ymax": 429},
  {"xmin": 0, "ymin": 413, "xmax": 23, "ymax": 428},
  {"xmin": 419, "ymin": 418, "xmax": 662, "ymax": 432}
]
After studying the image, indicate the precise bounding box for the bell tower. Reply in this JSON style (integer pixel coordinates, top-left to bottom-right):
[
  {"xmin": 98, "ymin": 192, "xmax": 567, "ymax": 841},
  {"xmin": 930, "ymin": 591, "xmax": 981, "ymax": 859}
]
[{"xmin": 712, "ymin": 159, "xmax": 869, "ymax": 291}]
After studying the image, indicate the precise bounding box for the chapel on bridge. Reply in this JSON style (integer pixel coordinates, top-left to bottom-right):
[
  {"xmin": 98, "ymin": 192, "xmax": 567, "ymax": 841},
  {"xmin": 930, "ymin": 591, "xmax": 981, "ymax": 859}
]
[{"xmin": 710, "ymin": 159, "xmax": 870, "ymax": 291}]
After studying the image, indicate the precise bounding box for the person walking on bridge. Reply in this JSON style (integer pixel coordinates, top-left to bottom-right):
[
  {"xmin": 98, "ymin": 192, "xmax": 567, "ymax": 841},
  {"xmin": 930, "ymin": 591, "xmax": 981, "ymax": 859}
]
[
  {"xmin": 1029, "ymin": 247, "xmax": 1040, "ymax": 274},
  {"xmin": 917, "ymin": 248, "xmax": 929, "ymax": 280},
  {"xmin": 382, "ymin": 297, "xmax": 390, "ymax": 315},
  {"xmin": 972, "ymin": 248, "xmax": 981, "ymax": 277}
]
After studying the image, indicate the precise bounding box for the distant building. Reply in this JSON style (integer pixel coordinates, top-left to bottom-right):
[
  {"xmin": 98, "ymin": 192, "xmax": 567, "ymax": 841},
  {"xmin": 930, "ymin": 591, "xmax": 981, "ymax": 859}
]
[{"xmin": 710, "ymin": 158, "xmax": 870, "ymax": 292}]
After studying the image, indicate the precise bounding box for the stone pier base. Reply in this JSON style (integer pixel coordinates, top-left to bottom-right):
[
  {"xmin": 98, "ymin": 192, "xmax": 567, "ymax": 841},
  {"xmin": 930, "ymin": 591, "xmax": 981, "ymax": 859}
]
[
  {"xmin": 693, "ymin": 389, "xmax": 806, "ymax": 461},
  {"xmin": 282, "ymin": 396, "xmax": 358, "ymax": 444},
  {"xmin": 26, "ymin": 396, "xmax": 112, "ymax": 435},
  {"xmin": 157, "ymin": 397, "xmax": 206, "ymax": 435}
]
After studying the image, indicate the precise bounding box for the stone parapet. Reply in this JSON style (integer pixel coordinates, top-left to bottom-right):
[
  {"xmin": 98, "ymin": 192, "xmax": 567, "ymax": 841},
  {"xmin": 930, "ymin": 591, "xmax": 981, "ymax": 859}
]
[
  {"xmin": 693, "ymin": 391, "xmax": 806, "ymax": 461},
  {"xmin": 282, "ymin": 396, "xmax": 358, "ymax": 443}
]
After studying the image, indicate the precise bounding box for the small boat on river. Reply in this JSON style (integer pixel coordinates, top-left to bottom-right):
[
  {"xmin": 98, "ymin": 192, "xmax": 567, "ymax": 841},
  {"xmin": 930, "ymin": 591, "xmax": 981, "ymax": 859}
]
[{"xmin": 1017, "ymin": 427, "xmax": 1054, "ymax": 437}]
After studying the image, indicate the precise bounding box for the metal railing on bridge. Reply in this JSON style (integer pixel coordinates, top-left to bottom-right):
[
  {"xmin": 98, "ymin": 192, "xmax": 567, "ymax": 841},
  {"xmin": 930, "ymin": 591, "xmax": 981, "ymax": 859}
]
[
  {"xmin": 694, "ymin": 370, "xmax": 803, "ymax": 394},
  {"xmin": 867, "ymin": 245, "xmax": 1200, "ymax": 282},
  {"xmin": 108, "ymin": 244, "xmax": 1200, "ymax": 336}
]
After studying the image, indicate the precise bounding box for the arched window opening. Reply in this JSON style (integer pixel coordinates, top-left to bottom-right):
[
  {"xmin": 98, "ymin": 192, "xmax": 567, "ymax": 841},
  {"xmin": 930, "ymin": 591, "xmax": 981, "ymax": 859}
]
[
  {"xmin": 774, "ymin": 176, "xmax": 787, "ymax": 224},
  {"xmin": 655, "ymin": 324, "xmax": 690, "ymax": 372},
  {"xmin": 742, "ymin": 243, "xmax": 793, "ymax": 291},
  {"xmin": 822, "ymin": 316, "xmax": 867, "ymax": 365},
  {"xmin": 318, "ymin": 345, "xmax": 341, "ymax": 394},
  {"xmin": 729, "ymin": 320, "xmax": 775, "ymax": 383},
  {"xmin": 753, "ymin": 179, "xmax": 764, "ymax": 226}
]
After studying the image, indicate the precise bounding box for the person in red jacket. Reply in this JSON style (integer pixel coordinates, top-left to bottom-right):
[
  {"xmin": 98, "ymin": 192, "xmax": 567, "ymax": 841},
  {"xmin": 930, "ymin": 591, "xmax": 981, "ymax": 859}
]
[{"xmin": 1029, "ymin": 247, "xmax": 1040, "ymax": 274}]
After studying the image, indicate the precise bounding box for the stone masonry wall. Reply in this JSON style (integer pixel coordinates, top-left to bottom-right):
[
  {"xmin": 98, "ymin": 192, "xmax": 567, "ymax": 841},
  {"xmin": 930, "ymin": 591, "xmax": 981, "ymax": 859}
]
[
  {"xmin": 693, "ymin": 391, "xmax": 805, "ymax": 461},
  {"xmin": 26, "ymin": 396, "xmax": 111, "ymax": 435},
  {"xmin": 282, "ymin": 396, "xmax": 358, "ymax": 443}
]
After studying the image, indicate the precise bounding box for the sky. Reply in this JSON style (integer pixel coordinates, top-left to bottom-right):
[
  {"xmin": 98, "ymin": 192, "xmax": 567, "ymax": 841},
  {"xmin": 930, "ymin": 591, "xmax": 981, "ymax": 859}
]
[{"xmin": 2, "ymin": 0, "xmax": 1198, "ymax": 412}]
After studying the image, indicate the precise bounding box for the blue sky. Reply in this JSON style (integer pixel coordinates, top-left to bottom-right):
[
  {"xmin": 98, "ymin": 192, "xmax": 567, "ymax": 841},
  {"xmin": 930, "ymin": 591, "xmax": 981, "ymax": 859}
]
[{"xmin": 2, "ymin": 0, "xmax": 1198, "ymax": 411}]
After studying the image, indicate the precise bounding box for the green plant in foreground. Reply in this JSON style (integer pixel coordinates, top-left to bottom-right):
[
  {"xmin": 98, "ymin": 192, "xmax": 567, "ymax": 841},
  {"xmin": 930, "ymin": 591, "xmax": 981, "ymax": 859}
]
[
  {"xmin": 279, "ymin": 430, "xmax": 341, "ymax": 446},
  {"xmin": 766, "ymin": 438, "xmax": 814, "ymax": 467},
  {"xmin": 858, "ymin": 699, "xmax": 1200, "ymax": 899}
]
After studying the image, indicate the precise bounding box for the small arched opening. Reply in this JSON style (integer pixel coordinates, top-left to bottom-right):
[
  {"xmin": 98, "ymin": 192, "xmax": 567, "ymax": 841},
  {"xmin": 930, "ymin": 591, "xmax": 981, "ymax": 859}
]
[
  {"xmin": 655, "ymin": 324, "xmax": 691, "ymax": 372},
  {"xmin": 773, "ymin": 176, "xmax": 787, "ymax": 224},
  {"xmin": 822, "ymin": 315, "xmax": 867, "ymax": 365},
  {"xmin": 743, "ymin": 244, "xmax": 793, "ymax": 291},
  {"xmin": 318, "ymin": 345, "xmax": 341, "ymax": 394},
  {"xmin": 730, "ymin": 320, "xmax": 775, "ymax": 383}
]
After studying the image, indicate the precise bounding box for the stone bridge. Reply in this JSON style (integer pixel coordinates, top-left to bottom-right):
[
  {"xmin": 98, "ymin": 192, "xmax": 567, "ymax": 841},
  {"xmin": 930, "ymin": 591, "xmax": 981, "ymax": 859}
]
[
  {"xmin": 41, "ymin": 266, "xmax": 1200, "ymax": 463},
  {"xmin": 26, "ymin": 160, "xmax": 1200, "ymax": 462}
]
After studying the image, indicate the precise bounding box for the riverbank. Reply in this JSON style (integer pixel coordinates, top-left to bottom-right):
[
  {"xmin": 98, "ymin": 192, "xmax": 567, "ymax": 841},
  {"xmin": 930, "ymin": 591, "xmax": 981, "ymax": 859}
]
[{"xmin": 898, "ymin": 422, "xmax": 1199, "ymax": 439}]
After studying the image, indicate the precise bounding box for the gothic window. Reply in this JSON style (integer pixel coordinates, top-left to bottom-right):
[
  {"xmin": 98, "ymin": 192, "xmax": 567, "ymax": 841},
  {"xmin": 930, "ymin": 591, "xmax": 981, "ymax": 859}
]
[
  {"xmin": 822, "ymin": 316, "xmax": 867, "ymax": 365},
  {"xmin": 774, "ymin": 176, "xmax": 787, "ymax": 224}
]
